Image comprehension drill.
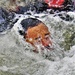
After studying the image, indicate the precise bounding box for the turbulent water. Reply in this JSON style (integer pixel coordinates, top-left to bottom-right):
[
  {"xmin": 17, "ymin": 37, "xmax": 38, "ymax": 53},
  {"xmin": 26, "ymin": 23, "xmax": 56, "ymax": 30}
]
[{"xmin": 0, "ymin": 10, "xmax": 75, "ymax": 75}]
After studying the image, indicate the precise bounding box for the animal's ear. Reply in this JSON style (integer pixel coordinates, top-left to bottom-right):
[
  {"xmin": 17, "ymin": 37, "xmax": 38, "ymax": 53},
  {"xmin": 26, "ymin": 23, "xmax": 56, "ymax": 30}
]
[{"xmin": 23, "ymin": 33, "xmax": 27, "ymax": 39}]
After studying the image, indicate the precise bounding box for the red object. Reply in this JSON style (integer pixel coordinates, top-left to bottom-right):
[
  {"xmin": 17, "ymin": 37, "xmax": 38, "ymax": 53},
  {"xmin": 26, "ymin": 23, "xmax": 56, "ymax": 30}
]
[{"xmin": 44, "ymin": 0, "xmax": 65, "ymax": 8}]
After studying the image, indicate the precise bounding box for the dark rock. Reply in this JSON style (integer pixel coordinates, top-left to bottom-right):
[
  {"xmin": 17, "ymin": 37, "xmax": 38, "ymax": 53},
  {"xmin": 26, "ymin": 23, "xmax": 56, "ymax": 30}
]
[{"xmin": 0, "ymin": 7, "xmax": 15, "ymax": 33}]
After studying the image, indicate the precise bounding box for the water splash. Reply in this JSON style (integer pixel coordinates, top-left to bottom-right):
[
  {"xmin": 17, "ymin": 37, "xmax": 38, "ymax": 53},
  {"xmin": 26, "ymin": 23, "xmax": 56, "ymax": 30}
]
[{"xmin": 0, "ymin": 9, "xmax": 75, "ymax": 75}]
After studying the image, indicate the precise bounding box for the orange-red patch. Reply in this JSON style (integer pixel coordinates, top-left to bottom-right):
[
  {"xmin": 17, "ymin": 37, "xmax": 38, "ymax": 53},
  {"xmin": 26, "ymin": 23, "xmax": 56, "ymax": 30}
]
[{"xmin": 24, "ymin": 23, "xmax": 52, "ymax": 49}]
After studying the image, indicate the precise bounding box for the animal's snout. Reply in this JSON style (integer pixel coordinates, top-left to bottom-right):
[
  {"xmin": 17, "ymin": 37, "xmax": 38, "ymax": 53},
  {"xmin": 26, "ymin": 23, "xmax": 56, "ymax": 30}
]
[
  {"xmin": 45, "ymin": 45, "xmax": 51, "ymax": 49},
  {"xmin": 41, "ymin": 37, "xmax": 52, "ymax": 49}
]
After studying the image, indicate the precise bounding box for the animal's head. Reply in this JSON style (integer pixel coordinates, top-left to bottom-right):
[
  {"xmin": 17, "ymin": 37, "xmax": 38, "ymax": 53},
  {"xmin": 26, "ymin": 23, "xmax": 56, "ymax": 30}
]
[
  {"xmin": 19, "ymin": 18, "xmax": 52, "ymax": 50},
  {"xmin": 24, "ymin": 23, "xmax": 52, "ymax": 50}
]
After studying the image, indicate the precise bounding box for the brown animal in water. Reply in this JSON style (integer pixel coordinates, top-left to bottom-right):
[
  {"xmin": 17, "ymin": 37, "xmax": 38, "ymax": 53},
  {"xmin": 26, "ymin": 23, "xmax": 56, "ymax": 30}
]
[{"xmin": 19, "ymin": 18, "xmax": 53, "ymax": 53}]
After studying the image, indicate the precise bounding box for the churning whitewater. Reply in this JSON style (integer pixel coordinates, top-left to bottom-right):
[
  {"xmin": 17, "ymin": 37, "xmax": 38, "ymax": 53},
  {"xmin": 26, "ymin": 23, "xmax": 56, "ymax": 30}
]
[{"xmin": 0, "ymin": 10, "xmax": 75, "ymax": 75}]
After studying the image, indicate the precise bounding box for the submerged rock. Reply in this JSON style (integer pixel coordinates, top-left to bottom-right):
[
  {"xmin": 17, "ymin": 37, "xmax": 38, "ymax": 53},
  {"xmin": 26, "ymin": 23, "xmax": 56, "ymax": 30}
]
[
  {"xmin": 62, "ymin": 25, "xmax": 75, "ymax": 50},
  {"xmin": 0, "ymin": 8, "xmax": 14, "ymax": 33}
]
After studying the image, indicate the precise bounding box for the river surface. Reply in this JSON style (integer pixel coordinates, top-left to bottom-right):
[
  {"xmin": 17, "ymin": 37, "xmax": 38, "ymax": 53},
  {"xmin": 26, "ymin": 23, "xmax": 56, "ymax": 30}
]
[{"xmin": 0, "ymin": 11, "xmax": 75, "ymax": 75}]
